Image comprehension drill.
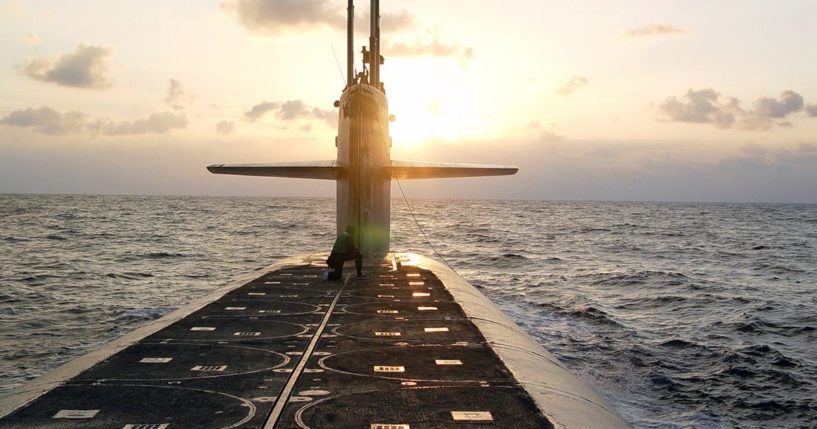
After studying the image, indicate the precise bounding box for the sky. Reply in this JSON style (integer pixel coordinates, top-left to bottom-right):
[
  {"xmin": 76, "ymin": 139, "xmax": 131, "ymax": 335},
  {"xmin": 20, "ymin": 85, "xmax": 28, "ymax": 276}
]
[{"xmin": 1, "ymin": 0, "xmax": 816, "ymax": 202}]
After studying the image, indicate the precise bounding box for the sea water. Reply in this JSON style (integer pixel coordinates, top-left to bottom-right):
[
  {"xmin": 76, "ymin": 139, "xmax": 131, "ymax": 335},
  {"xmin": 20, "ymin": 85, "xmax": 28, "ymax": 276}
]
[{"xmin": 1, "ymin": 194, "xmax": 815, "ymax": 427}]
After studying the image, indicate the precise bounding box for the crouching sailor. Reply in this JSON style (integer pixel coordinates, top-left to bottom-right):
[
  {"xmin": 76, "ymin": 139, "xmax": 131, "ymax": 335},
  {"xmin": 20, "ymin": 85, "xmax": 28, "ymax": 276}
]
[{"xmin": 325, "ymin": 225, "xmax": 368, "ymax": 280}]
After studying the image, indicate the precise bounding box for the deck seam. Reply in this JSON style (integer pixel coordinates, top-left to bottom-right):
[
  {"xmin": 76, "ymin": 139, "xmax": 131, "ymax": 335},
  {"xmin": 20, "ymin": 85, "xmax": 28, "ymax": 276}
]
[{"xmin": 263, "ymin": 274, "xmax": 351, "ymax": 428}]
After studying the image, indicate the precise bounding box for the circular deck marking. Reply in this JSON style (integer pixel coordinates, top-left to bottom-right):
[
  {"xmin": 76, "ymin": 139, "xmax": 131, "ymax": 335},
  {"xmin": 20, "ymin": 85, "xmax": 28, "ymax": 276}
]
[
  {"xmin": 76, "ymin": 343, "xmax": 289, "ymax": 381},
  {"xmin": 14, "ymin": 385, "xmax": 255, "ymax": 429},
  {"xmin": 295, "ymin": 386, "xmax": 550, "ymax": 428},
  {"xmin": 332, "ymin": 320, "xmax": 481, "ymax": 342},
  {"xmin": 148, "ymin": 319, "xmax": 308, "ymax": 342},
  {"xmin": 342, "ymin": 301, "xmax": 457, "ymax": 317},
  {"xmin": 193, "ymin": 300, "xmax": 320, "ymax": 317},
  {"xmin": 318, "ymin": 345, "xmax": 505, "ymax": 382}
]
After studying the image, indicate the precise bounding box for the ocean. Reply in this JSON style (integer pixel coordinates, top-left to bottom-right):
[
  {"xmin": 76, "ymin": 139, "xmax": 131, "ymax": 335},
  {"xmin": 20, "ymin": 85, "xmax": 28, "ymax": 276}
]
[{"xmin": 1, "ymin": 194, "xmax": 815, "ymax": 428}]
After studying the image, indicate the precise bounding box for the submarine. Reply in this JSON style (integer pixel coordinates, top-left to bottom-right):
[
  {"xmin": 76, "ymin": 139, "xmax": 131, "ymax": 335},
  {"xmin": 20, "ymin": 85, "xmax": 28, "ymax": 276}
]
[{"xmin": 0, "ymin": 1, "xmax": 631, "ymax": 428}]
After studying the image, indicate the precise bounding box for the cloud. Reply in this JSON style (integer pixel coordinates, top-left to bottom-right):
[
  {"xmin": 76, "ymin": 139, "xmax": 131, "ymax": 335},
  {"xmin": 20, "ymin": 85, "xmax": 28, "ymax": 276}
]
[
  {"xmin": 556, "ymin": 76, "xmax": 588, "ymax": 96},
  {"xmin": 385, "ymin": 38, "xmax": 473, "ymax": 59},
  {"xmin": 754, "ymin": 90, "xmax": 803, "ymax": 118},
  {"xmin": 0, "ymin": 106, "xmax": 187, "ymax": 135},
  {"xmin": 244, "ymin": 101, "xmax": 279, "ymax": 122},
  {"xmin": 658, "ymin": 89, "xmax": 740, "ymax": 128},
  {"xmin": 164, "ymin": 79, "xmax": 191, "ymax": 110},
  {"xmin": 0, "ymin": 106, "xmax": 87, "ymax": 135},
  {"xmin": 804, "ymin": 104, "xmax": 817, "ymax": 117},
  {"xmin": 380, "ymin": 10, "xmax": 415, "ymax": 33},
  {"xmin": 216, "ymin": 120, "xmax": 235, "ymax": 135},
  {"xmin": 658, "ymin": 89, "xmax": 812, "ymax": 130},
  {"xmin": 222, "ymin": 0, "xmax": 417, "ymax": 36},
  {"xmin": 22, "ymin": 44, "xmax": 113, "ymax": 89},
  {"xmin": 624, "ymin": 24, "xmax": 685, "ymax": 38},
  {"xmin": 101, "ymin": 112, "xmax": 188, "ymax": 135},
  {"xmin": 243, "ymin": 99, "xmax": 336, "ymax": 126},
  {"xmin": 221, "ymin": 0, "xmax": 344, "ymax": 34}
]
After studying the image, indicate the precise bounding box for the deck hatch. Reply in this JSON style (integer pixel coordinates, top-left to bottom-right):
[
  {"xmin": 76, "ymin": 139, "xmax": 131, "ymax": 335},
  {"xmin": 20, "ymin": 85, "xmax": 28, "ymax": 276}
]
[
  {"xmin": 451, "ymin": 411, "xmax": 493, "ymax": 421},
  {"xmin": 139, "ymin": 357, "xmax": 172, "ymax": 363},
  {"xmin": 52, "ymin": 410, "xmax": 99, "ymax": 419}
]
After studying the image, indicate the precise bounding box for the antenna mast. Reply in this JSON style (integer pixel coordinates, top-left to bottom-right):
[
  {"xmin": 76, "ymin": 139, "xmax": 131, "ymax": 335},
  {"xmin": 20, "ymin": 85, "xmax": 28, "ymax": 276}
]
[
  {"xmin": 347, "ymin": 0, "xmax": 354, "ymax": 87},
  {"xmin": 369, "ymin": 0, "xmax": 380, "ymax": 88}
]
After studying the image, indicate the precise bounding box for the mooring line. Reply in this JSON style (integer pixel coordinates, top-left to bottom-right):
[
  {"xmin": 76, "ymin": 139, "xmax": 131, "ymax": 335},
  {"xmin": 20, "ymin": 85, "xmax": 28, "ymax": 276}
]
[{"xmin": 263, "ymin": 274, "xmax": 350, "ymax": 428}]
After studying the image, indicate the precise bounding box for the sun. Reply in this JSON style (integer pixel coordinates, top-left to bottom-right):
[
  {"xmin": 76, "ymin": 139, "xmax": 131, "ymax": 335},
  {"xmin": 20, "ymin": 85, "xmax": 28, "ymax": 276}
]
[{"xmin": 383, "ymin": 58, "xmax": 485, "ymax": 148}]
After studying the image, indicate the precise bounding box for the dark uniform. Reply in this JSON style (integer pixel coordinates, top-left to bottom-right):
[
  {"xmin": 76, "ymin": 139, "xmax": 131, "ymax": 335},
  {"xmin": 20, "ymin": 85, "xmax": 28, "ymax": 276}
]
[{"xmin": 326, "ymin": 226, "xmax": 363, "ymax": 280}]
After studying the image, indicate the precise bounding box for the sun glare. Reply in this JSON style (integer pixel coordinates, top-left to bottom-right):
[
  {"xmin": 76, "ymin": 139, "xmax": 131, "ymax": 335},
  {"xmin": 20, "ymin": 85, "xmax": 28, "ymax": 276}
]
[{"xmin": 384, "ymin": 58, "xmax": 485, "ymax": 148}]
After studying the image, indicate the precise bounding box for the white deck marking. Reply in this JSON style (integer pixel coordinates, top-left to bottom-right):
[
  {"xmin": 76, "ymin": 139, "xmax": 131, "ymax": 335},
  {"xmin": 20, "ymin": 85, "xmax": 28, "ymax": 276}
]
[
  {"xmin": 190, "ymin": 326, "xmax": 215, "ymax": 331},
  {"xmin": 435, "ymin": 359, "xmax": 462, "ymax": 365},
  {"xmin": 417, "ymin": 306, "xmax": 437, "ymax": 311},
  {"xmin": 53, "ymin": 410, "xmax": 99, "ymax": 419},
  {"xmin": 139, "ymin": 357, "xmax": 172, "ymax": 363},
  {"xmin": 424, "ymin": 327, "xmax": 449, "ymax": 333},
  {"xmin": 374, "ymin": 366, "xmax": 405, "ymax": 373},
  {"xmin": 451, "ymin": 411, "xmax": 493, "ymax": 421}
]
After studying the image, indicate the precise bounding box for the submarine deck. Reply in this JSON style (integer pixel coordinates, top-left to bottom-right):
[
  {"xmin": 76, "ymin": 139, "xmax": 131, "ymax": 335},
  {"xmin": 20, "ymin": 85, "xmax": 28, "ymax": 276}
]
[{"xmin": 0, "ymin": 254, "xmax": 554, "ymax": 428}]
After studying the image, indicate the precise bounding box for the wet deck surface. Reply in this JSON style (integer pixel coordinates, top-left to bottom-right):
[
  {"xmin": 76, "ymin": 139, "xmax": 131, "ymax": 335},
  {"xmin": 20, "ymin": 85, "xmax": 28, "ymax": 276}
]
[{"xmin": 1, "ymin": 256, "xmax": 552, "ymax": 428}]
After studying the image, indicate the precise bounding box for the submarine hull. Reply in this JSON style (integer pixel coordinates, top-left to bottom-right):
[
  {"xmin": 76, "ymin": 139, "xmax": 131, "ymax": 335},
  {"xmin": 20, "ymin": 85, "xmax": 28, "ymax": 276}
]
[{"xmin": 0, "ymin": 253, "xmax": 629, "ymax": 428}]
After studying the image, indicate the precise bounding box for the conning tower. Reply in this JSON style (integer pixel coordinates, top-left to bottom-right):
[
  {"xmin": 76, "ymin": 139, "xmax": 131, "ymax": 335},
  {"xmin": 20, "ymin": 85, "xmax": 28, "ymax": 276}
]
[{"xmin": 208, "ymin": 0, "xmax": 517, "ymax": 255}]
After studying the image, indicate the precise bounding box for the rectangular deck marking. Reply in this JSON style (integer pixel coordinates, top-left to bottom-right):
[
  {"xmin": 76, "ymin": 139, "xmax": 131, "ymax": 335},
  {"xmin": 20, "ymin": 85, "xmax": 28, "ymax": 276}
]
[
  {"xmin": 374, "ymin": 331, "xmax": 401, "ymax": 336},
  {"xmin": 379, "ymin": 283, "xmax": 394, "ymax": 287},
  {"xmin": 412, "ymin": 292, "xmax": 430, "ymax": 297},
  {"xmin": 435, "ymin": 359, "xmax": 462, "ymax": 365},
  {"xmin": 451, "ymin": 411, "xmax": 493, "ymax": 421},
  {"xmin": 417, "ymin": 306, "xmax": 438, "ymax": 311},
  {"xmin": 371, "ymin": 424, "xmax": 410, "ymax": 429},
  {"xmin": 279, "ymin": 294, "xmax": 298, "ymax": 298},
  {"xmin": 259, "ymin": 310, "xmax": 281, "ymax": 314},
  {"xmin": 225, "ymin": 307, "xmax": 246, "ymax": 311},
  {"xmin": 406, "ymin": 273, "xmax": 421, "ymax": 277},
  {"xmin": 424, "ymin": 327, "xmax": 449, "ymax": 333},
  {"xmin": 264, "ymin": 281, "xmax": 281, "ymax": 285},
  {"xmin": 139, "ymin": 357, "xmax": 173, "ymax": 363},
  {"xmin": 233, "ymin": 332, "xmax": 261, "ymax": 337},
  {"xmin": 191, "ymin": 365, "xmax": 227, "ymax": 372},
  {"xmin": 378, "ymin": 294, "xmax": 394, "ymax": 298},
  {"xmin": 409, "ymin": 281, "xmax": 424, "ymax": 286},
  {"xmin": 263, "ymin": 276, "xmax": 350, "ymax": 429},
  {"xmin": 190, "ymin": 327, "xmax": 216, "ymax": 331},
  {"xmin": 248, "ymin": 292, "xmax": 266, "ymax": 296},
  {"xmin": 374, "ymin": 366, "xmax": 405, "ymax": 373},
  {"xmin": 123, "ymin": 425, "xmax": 170, "ymax": 429},
  {"xmin": 53, "ymin": 410, "xmax": 99, "ymax": 419},
  {"xmin": 377, "ymin": 310, "xmax": 398, "ymax": 314}
]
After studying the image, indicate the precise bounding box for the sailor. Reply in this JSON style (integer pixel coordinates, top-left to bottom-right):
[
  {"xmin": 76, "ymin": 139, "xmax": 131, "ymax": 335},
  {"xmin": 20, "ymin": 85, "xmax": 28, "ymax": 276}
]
[{"xmin": 325, "ymin": 225, "xmax": 367, "ymax": 280}]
